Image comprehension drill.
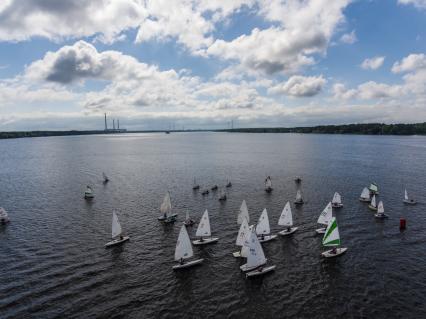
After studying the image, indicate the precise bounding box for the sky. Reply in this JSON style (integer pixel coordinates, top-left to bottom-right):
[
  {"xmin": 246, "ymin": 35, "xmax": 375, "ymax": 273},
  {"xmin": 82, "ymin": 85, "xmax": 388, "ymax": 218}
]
[{"xmin": 1, "ymin": 0, "xmax": 426, "ymax": 131}]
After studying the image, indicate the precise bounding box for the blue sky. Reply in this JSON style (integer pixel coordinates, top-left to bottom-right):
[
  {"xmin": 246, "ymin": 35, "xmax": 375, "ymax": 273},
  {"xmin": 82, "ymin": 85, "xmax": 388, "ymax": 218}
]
[{"xmin": 0, "ymin": 0, "xmax": 426, "ymax": 131}]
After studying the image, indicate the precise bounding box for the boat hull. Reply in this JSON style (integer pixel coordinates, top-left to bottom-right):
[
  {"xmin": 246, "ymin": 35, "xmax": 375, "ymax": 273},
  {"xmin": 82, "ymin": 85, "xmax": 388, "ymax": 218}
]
[
  {"xmin": 315, "ymin": 227, "xmax": 326, "ymax": 234},
  {"xmin": 368, "ymin": 205, "xmax": 378, "ymax": 211},
  {"xmin": 258, "ymin": 234, "xmax": 277, "ymax": 243},
  {"xmin": 240, "ymin": 259, "xmax": 267, "ymax": 272},
  {"xmin": 158, "ymin": 213, "xmax": 178, "ymax": 222},
  {"xmin": 322, "ymin": 247, "xmax": 347, "ymax": 258},
  {"xmin": 172, "ymin": 258, "xmax": 203, "ymax": 270},
  {"xmin": 246, "ymin": 265, "xmax": 276, "ymax": 278},
  {"xmin": 1, "ymin": 218, "xmax": 10, "ymax": 224},
  {"xmin": 278, "ymin": 227, "xmax": 298, "ymax": 236},
  {"xmin": 192, "ymin": 237, "xmax": 219, "ymax": 245},
  {"xmin": 183, "ymin": 220, "xmax": 194, "ymax": 226},
  {"xmin": 265, "ymin": 187, "xmax": 273, "ymax": 193},
  {"xmin": 105, "ymin": 236, "xmax": 130, "ymax": 247},
  {"xmin": 332, "ymin": 203, "xmax": 343, "ymax": 208},
  {"xmin": 233, "ymin": 251, "xmax": 243, "ymax": 258},
  {"xmin": 359, "ymin": 198, "xmax": 371, "ymax": 203},
  {"xmin": 403, "ymin": 199, "xmax": 417, "ymax": 205},
  {"xmin": 374, "ymin": 213, "xmax": 388, "ymax": 219},
  {"xmin": 294, "ymin": 200, "xmax": 304, "ymax": 205}
]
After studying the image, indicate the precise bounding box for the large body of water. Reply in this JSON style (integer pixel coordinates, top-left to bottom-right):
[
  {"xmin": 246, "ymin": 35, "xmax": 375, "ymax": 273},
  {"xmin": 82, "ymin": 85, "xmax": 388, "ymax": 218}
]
[{"xmin": 1, "ymin": 132, "xmax": 426, "ymax": 318}]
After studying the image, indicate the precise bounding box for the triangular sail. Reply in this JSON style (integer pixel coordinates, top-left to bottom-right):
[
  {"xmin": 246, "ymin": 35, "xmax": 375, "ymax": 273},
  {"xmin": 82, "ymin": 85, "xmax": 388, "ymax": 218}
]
[
  {"xmin": 322, "ymin": 217, "xmax": 340, "ymax": 247},
  {"xmin": 369, "ymin": 183, "xmax": 378, "ymax": 193},
  {"xmin": 371, "ymin": 195, "xmax": 376, "ymax": 208},
  {"xmin": 111, "ymin": 211, "xmax": 122, "ymax": 238},
  {"xmin": 317, "ymin": 202, "xmax": 332, "ymax": 226},
  {"xmin": 377, "ymin": 201, "xmax": 384, "ymax": 214},
  {"xmin": 360, "ymin": 187, "xmax": 370, "ymax": 199},
  {"xmin": 332, "ymin": 192, "xmax": 341, "ymax": 205},
  {"xmin": 278, "ymin": 202, "xmax": 293, "ymax": 227},
  {"xmin": 256, "ymin": 209, "xmax": 270, "ymax": 235},
  {"xmin": 237, "ymin": 200, "xmax": 250, "ymax": 224},
  {"xmin": 196, "ymin": 210, "xmax": 211, "ymax": 237},
  {"xmin": 296, "ymin": 189, "xmax": 303, "ymax": 201},
  {"xmin": 265, "ymin": 177, "xmax": 272, "ymax": 188},
  {"xmin": 160, "ymin": 192, "xmax": 172, "ymax": 216},
  {"xmin": 175, "ymin": 225, "xmax": 194, "ymax": 261},
  {"xmin": 236, "ymin": 218, "xmax": 250, "ymax": 246},
  {"xmin": 240, "ymin": 225, "xmax": 254, "ymax": 257},
  {"xmin": 404, "ymin": 189, "xmax": 408, "ymax": 200},
  {"xmin": 245, "ymin": 229, "xmax": 267, "ymax": 268}
]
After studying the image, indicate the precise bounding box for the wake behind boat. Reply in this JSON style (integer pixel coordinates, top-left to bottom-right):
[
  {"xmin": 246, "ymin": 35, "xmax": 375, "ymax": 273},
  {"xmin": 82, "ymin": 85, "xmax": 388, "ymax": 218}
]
[
  {"xmin": 278, "ymin": 202, "xmax": 298, "ymax": 236},
  {"xmin": 105, "ymin": 211, "xmax": 130, "ymax": 247},
  {"xmin": 173, "ymin": 225, "xmax": 203, "ymax": 270},
  {"xmin": 192, "ymin": 210, "xmax": 219, "ymax": 245}
]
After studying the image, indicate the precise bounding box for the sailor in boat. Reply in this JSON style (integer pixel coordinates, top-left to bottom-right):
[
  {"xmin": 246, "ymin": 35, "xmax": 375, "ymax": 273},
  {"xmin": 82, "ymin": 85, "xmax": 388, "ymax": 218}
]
[
  {"xmin": 199, "ymin": 236, "xmax": 204, "ymax": 242},
  {"xmin": 287, "ymin": 226, "xmax": 291, "ymax": 233},
  {"xmin": 120, "ymin": 235, "xmax": 123, "ymax": 240},
  {"xmin": 261, "ymin": 234, "xmax": 265, "ymax": 241},
  {"xmin": 179, "ymin": 257, "xmax": 184, "ymax": 265},
  {"xmin": 331, "ymin": 247, "xmax": 337, "ymax": 255}
]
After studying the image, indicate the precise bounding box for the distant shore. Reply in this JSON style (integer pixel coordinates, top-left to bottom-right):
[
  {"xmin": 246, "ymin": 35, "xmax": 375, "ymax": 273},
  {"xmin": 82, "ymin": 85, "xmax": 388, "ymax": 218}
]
[{"xmin": 1, "ymin": 123, "xmax": 426, "ymax": 140}]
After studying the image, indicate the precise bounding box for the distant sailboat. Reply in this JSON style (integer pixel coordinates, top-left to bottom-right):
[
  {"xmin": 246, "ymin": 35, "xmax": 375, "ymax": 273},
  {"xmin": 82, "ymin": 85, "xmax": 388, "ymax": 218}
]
[
  {"xmin": 294, "ymin": 176, "xmax": 302, "ymax": 183},
  {"xmin": 105, "ymin": 211, "xmax": 130, "ymax": 247},
  {"xmin": 359, "ymin": 187, "xmax": 371, "ymax": 202},
  {"xmin": 265, "ymin": 176, "xmax": 272, "ymax": 193},
  {"xmin": 241, "ymin": 228, "xmax": 276, "ymax": 277},
  {"xmin": 368, "ymin": 195, "xmax": 377, "ymax": 211},
  {"xmin": 192, "ymin": 178, "xmax": 200, "ymax": 190},
  {"xmin": 278, "ymin": 202, "xmax": 298, "ymax": 236},
  {"xmin": 173, "ymin": 225, "xmax": 203, "ymax": 270},
  {"xmin": 157, "ymin": 192, "xmax": 177, "ymax": 223},
  {"xmin": 226, "ymin": 180, "xmax": 232, "ymax": 188},
  {"xmin": 218, "ymin": 188, "xmax": 227, "ymax": 201},
  {"xmin": 316, "ymin": 202, "xmax": 332, "ymax": 234},
  {"xmin": 211, "ymin": 185, "xmax": 218, "ymax": 191},
  {"xmin": 0, "ymin": 207, "xmax": 10, "ymax": 224},
  {"xmin": 192, "ymin": 210, "xmax": 219, "ymax": 245},
  {"xmin": 321, "ymin": 217, "xmax": 347, "ymax": 258},
  {"xmin": 256, "ymin": 209, "xmax": 277, "ymax": 243},
  {"xmin": 374, "ymin": 201, "xmax": 388, "ymax": 219},
  {"xmin": 84, "ymin": 186, "xmax": 94, "ymax": 199},
  {"xmin": 331, "ymin": 192, "xmax": 343, "ymax": 208},
  {"xmin": 233, "ymin": 218, "xmax": 251, "ymax": 258},
  {"xmin": 201, "ymin": 189, "xmax": 209, "ymax": 195},
  {"xmin": 102, "ymin": 172, "xmax": 109, "ymax": 184},
  {"xmin": 237, "ymin": 200, "xmax": 250, "ymax": 225},
  {"xmin": 294, "ymin": 189, "xmax": 304, "ymax": 205},
  {"xmin": 403, "ymin": 189, "xmax": 417, "ymax": 205},
  {"xmin": 183, "ymin": 210, "xmax": 195, "ymax": 226},
  {"xmin": 369, "ymin": 182, "xmax": 379, "ymax": 195}
]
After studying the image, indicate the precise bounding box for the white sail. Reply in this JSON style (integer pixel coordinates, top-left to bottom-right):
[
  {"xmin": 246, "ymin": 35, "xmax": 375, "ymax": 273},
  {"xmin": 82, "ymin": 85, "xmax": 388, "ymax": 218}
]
[
  {"xmin": 245, "ymin": 229, "xmax": 267, "ymax": 268},
  {"xmin": 370, "ymin": 195, "xmax": 377, "ymax": 208},
  {"xmin": 256, "ymin": 208, "xmax": 270, "ymax": 235},
  {"xmin": 237, "ymin": 200, "xmax": 250, "ymax": 224},
  {"xmin": 278, "ymin": 202, "xmax": 293, "ymax": 227},
  {"xmin": 296, "ymin": 189, "xmax": 303, "ymax": 201},
  {"xmin": 0, "ymin": 207, "xmax": 8, "ymax": 218},
  {"xmin": 240, "ymin": 225, "xmax": 254, "ymax": 257},
  {"xmin": 196, "ymin": 210, "xmax": 211, "ymax": 237},
  {"xmin": 377, "ymin": 201, "xmax": 384, "ymax": 214},
  {"xmin": 111, "ymin": 211, "xmax": 122, "ymax": 238},
  {"xmin": 265, "ymin": 178, "xmax": 272, "ymax": 188},
  {"xmin": 360, "ymin": 187, "xmax": 370, "ymax": 199},
  {"xmin": 332, "ymin": 192, "xmax": 341, "ymax": 205},
  {"xmin": 160, "ymin": 192, "xmax": 172, "ymax": 215},
  {"xmin": 175, "ymin": 225, "xmax": 194, "ymax": 261},
  {"xmin": 317, "ymin": 202, "xmax": 333, "ymax": 226},
  {"xmin": 404, "ymin": 189, "xmax": 408, "ymax": 200},
  {"xmin": 322, "ymin": 217, "xmax": 340, "ymax": 247},
  {"xmin": 236, "ymin": 218, "xmax": 250, "ymax": 246}
]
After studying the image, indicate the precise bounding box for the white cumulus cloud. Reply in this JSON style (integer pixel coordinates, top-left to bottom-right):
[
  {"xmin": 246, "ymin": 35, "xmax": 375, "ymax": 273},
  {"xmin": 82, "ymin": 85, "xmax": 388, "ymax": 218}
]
[
  {"xmin": 361, "ymin": 56, "xmax": 385, "ymax": 70},
  {"xmin": 268, "ymin": 75, "xmax": 326, "ymax": 97}
]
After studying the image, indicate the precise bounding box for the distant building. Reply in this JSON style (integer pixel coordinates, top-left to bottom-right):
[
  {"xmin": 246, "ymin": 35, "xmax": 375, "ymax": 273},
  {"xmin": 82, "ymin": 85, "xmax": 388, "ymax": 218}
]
[{"xmin": 104, "ymin": 113, "xmax": 127, "ymax": 133}]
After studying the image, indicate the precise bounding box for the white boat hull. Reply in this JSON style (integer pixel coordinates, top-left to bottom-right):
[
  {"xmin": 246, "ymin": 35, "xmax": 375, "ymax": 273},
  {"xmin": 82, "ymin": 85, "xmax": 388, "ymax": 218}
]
[
  {"xmin": 192, "ymin": 237, "xmax": 219, "ymax": 245},
  {"xmin": 257, "ymin": 234, "xmax": 277, "ymax": 243},
  {"xmin": 315, "ymin": 227, "xmax": 326, "ymax": 234},
  {"xmin": 172, "ymin": 258, "xmax": 203, "ymax": 270},
  {"xmin": 84, "ymin": 194, "xmax": 94, "ymax": 199},
  {"xmin": 332, "ymin": 203, "xmax": 343, "ymax": 208},
  {"xmin": 246, "ymin": 265, "xmax": 276, "ymax": 278},
  {"xmin": 105, "ymin": 236, "xmax": 130, "ymax": 247},
  {"xmin": 240, "ymin": 259, "xmax": 267, "ymax": 272},
  {"xmin": 368, "ymin": 205, "xmax": 377, "ymax": 211},
  {"xmin": 322, "ymin": 247, "xmax": 347, "ymax": 258},
  {"xmin": 278, "ymin": 227, "xmax": 298, "ymax": 236},
  {"xmin": 403, "ymin": 199, "xmax": 417, "ymax": 205},
  {"xmin": 233, "ymin": 251, "xmax": 243, "ymax": 258}
]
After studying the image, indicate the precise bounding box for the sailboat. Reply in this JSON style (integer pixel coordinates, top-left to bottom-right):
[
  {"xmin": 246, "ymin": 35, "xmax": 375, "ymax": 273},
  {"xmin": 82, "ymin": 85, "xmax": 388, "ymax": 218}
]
[
  {"xmin": 157, "ymin": 192, "xmax": 177, "ymax": 223},
  {"xmin": 226, "ymin": 180, "xmax": 232, "ymax": 188},
  {"xmin": 369, "ymin": 182, "xmax": 379, "ymax": 195},
  {"xmin": 278, "ymin": 202, "xmax": 298, "ymax": 236},
  {"xmin": 368, "ymin": 195, "xmax": 377, "ymax": 211},
  {"xmin": 183, "ymin": 210, "xmax": 195, "ymax": 226},
  {"xmin": 232, "ymin": 218, "xmax": 251, "ymax": 257},
  {"xmin": 102, "ymin": 172, "xmax": 109, "ymax": 183},
  {"xmin": 218, "ymin": 188, "xmax": 227, "ymax": 201},
  {"xmin": 192, "ymin": 210, "xmax": 219, "ymax": 245},
  {"xmin": 192, "ymin": 178, "xmax": 200, "ymax": 190},
  {"xmin": 374, "ymin": 201, "xmax": 388, "ymax": 219},
  {"xmin": 84, "ymin": 186, "xmax": 94, "ymax": 199},
  {"xmin": 265, "ymin": 176, "xmax": 272, "ymax": 193},
  {"xmin": 321, "ymin": 217, "xmax": 347, "ymax": 258},
  {"xmin": 241, "ymin": 228, "xmax": 276, "ymax": 277},
  {"xmin": 294, "ymin": 189, "xmax": 304, "ymax": 205},
  {"xmin": 331, "ymin": 192, "xmax": 343, "ymax": 208},
  {"xmin": 316, "ymin": 202, "xmax": 333, "ymax": 234},
  {"xmin": 0, "ymin": 207, "xmax": 10, "ymax": 224},
  {"xmin": 237, "ymin": 200, "xmax": 250, "ymax": 225},
  {"xmin": 359, "ymin": 187, "xmax": 371, "ymax": 202},
  {"xmin": 211, "ymin": 185, "xmax": 218, "ymax": 191},
  {"xmin": 256, "ymin": 209, "xmax": 277, "ymax": 243},
  {"xmin": 105, "ymin": 211, "xmax": 130, "ymax": 247},
  {"xmin": 403, "ymin": 189, "xmax": 417, "ymax": 205},
  {"xmin": 173, "ymin": 225, "xmax": 203, "ymax": 270}
]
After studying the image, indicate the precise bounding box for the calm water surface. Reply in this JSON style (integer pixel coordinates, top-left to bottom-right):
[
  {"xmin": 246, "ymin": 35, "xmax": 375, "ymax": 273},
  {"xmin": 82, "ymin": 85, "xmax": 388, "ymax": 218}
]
[{"xmin": 1, "ymin": 132, "xmax": 426, "ymax": 318}]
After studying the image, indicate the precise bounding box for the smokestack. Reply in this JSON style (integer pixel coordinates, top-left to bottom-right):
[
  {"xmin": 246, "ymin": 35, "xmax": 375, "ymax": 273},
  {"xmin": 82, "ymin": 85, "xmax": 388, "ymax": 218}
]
[
  {"xmin": 113, "ymin": 119, "xmax": 115, "ymax": 130},
  {"xmin": 104, "ymin": 113, "xmax": 107, "ymax": 130},
  {"xmin": 117, "ymin": 119, "xmax": 120, "ymax": 129}
]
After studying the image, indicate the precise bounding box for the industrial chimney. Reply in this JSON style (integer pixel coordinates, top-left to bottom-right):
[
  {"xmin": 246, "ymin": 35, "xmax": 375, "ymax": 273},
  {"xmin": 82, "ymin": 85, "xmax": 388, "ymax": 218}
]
[
  {"xmin": 113, "ymin": 119, "xmax": 115, "ymax": 130},
  {"xmin": 104, "ymin": 113, "xmax": 107, "ymax": 131},
  {"xmin": 117, "ymin": 119, "xmax": 120, "ymax": 130}
]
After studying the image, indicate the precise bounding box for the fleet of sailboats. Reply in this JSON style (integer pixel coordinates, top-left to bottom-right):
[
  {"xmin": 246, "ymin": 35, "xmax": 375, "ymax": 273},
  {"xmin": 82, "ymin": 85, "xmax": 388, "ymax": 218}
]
[
  {"xmin": 278, "ymin": 202, "xmax": 298, "ymax": 236},
  {"xmin": 192, "ymin": 210, "xmax": 219, "ymax": 245},
  {"xmin": 105, "ymin": 211, "xmax": 129, "ymax": 247},
  {"xmin": 256, "ymin": 209, "xmax": 277, "ymax": 242}
]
